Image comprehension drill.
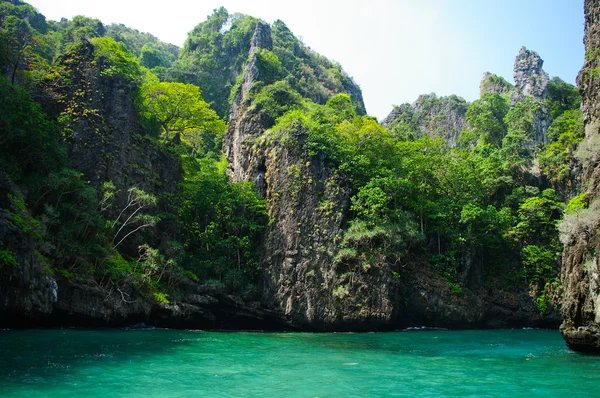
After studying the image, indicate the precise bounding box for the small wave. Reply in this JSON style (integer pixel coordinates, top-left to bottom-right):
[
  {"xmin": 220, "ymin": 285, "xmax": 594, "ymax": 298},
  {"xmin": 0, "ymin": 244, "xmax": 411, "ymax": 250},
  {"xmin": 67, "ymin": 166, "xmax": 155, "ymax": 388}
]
[
  {"xmin": 123, "ymin": 324, "xmax": 166, "ymax": 331},
  {"xmin": 400, "ymin": 326, "xmax": 449, "ymax": 332}
]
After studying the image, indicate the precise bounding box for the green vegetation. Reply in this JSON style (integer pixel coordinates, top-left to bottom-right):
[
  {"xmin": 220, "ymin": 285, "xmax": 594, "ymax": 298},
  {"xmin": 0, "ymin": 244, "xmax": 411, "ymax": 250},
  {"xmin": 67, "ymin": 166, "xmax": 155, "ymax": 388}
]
[
  {"xmin": 253, "ymin": 59, "xmax": 581, "ymax": 301},
  {"xmin": 170, "ymin": 8, "xmax": 258, "ymax": 118},
  {"xmin": 0, "ymin": 250, "xmax": 17, "ymax": 269},
  {"xmin": 172, "ymin": 8, "xmax": 364, "ymax": 119},
  {"xmin": 386, "ymin": 94, "xmax": 469, "ymax": 141},
  {"xmin": 89, "ymin": 37, "xmax": 143, "ymax": 81},
  {"xmin": 106, "ymin": 23, "xmax": 179, "ymax": 69},
  {"xmin": 0, "ymin": 2, "xmax": 264, "ymax": 300},
  {"xmin": 179, "ymin": 157, "xmax": 266, "ymax": 295},
  {"xmin": 464, "ymin": 93, "xmax": 509, "ymax": 148},
  {"xmin": 0, "ymin": 1, "xmax": 587, "ymax": 316},
  {"xmin": 479, "ymin": 73, "xmax": 513, "ymax": 96},
  {"xmin": 546, "ymin": 77, "xmax": 581, "ymax": 119},
  {"xmin": 140, "ymin": 80, "xmax": 225, "ymax": 146}
]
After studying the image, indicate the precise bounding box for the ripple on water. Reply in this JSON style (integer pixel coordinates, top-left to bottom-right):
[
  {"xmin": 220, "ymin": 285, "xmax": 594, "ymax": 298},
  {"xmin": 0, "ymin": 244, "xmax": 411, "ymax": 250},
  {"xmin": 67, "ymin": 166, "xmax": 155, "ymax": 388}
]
[{"xmin": 0, "ymin": 329, "xmax": 598, "ymax": 397}]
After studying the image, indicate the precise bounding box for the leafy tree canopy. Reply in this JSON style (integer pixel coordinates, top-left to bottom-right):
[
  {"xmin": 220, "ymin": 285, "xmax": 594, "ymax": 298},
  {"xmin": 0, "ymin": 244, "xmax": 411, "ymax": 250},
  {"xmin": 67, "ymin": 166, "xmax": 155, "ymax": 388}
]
[{"xmin": 140, "ymin": 81, "xmax": 226, "ymax": 149}]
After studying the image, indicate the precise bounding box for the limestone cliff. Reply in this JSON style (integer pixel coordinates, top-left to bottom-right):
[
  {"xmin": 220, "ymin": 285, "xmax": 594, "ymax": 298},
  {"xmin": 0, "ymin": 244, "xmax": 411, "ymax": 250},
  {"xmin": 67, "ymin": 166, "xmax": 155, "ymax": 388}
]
[
  {"xmin": 510, "ymin": 47, "xmax": 551, "ymax": 146},
  {"xmin": 225, "ymin": 23, "xmax": 401, "ymax": 329},
  {"xmin": 560, "ymin": 0, "xmax": 600, "ymax": 353},
  {"xmin": 174, "ymin": 11, "xmax": 366, "ymax": 119},
  {"xmin": 0, "ymin": 170, "xmax": 56, "ymax": 324},
  {"xmin": 224, "ymin": 21, "xmax": 273, "ymax": 186},
  {"xmin": 0, "ymin": 37, "xmax": 288, "ymax": 330},
  {"xmin": 382, "ymin": 94, "xmax": 469, "ymax": 146},
  {"xmin": 56, "ymin": 41, "xmax": 182, "ymax": 221},
  {"xmin": 226, "ymin": 23, "xmax": 559, "ymax": 331},
  {"xmin": 511, "ymin": 47, "xmax": 550, "ymax": 102},
  {"xmin": 384, "ymin": 48, "xmax": 552, "ymax": 148},
  {"xmin": 46, "ymin": 40, "xmax": 285, "ymax": 328}
]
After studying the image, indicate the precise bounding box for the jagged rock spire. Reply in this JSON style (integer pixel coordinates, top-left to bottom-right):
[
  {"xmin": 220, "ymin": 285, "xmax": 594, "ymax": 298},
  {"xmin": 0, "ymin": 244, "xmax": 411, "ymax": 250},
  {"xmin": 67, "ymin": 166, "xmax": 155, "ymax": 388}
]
[
  {"xmin": 250, "ymin": 21, "xmax": 272, "ymax": 51},
  {"xmin": 512, "ymin": 46, "xmax": 549, "ymax": 101},
  {"xmin": 225, "ymin": 21, "xmax": 273, "ymax": 186}
]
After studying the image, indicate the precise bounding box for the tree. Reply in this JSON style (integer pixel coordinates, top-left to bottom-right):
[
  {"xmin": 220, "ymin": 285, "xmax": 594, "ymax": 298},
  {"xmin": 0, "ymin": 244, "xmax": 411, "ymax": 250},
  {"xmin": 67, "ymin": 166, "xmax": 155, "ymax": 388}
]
[
  {"xmin": 179, "ymin": 158, "xmax": 267, "ymax": 293},
  {"xmin": 546, "ymin": 77, "xmax": 581, "ymax": 119},
  {"xmin": 508, "ymin": 189, "xmax": 563, "ymax": 284},
  {"xmin": 139, "ymin": 44, "xmax": 166, "ymax": 69},
  {"xmin": 465, "ymin": 93, "xmax": 509, "ymax": 148},
  {"xmin": 109, "ymin": 187, "xmax": 159, "ymax": 250},
  {"xmin": 1, "ymin": 15, "xmax": 35, "ymax": 83},
  {"xmin": 140, "ymin": 81, "xmax": 226, "ymax": 147},
  {"xmin": 538, "ymin": 109, "xmax": 584, "ymax": 186}
]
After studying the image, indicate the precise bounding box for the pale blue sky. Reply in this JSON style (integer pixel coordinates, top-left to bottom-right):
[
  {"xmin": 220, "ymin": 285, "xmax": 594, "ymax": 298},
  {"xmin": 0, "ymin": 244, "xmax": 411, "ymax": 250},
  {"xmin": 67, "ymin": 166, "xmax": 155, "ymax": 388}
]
[{"xmin": 26, "ymin": 0, "xmax": 584, "ymax": 120}]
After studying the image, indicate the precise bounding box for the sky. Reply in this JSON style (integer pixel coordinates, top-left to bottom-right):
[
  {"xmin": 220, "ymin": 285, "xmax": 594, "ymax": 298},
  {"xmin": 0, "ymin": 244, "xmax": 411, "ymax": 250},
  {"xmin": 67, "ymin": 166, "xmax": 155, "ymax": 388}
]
[{"xmin": 25, "ymin": 0, "xmax": 585, "ymax": 120}]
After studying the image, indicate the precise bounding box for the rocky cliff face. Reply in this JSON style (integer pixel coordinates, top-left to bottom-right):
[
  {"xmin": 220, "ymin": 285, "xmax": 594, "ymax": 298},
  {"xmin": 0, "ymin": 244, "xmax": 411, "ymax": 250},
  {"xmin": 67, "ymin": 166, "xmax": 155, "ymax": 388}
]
[
  {"xmin": 385, "ymin": 48, "xmax": 552, "ymax": 148},
  {"xmin": 57, "ymin": 41, "xmax": 181, "ymax": 219},
  {"xmin": 560, "ymin": 0, "xmax": 600, "ymax": 353},
  {"xmin": 382, "ymin": 94, "xmax": 469, "ymax": 146},
  {"xmin": 225, "ymin": 23, "xmax": 402, "ymax": 329},
  {"xmin": 512, "ymin": 47, "xmax": 550, "ymax": 102},
  {"xmin": 510, "ymin": 47, "xmax": 551, "ymax": 146},
  {"xmin": 0, "ymin": 170, "xmax": 56, "ymax": 324},
  {"xmin": 412, "ymin": 94, "xmax": 469, "ymax": 145},
  {"xmin": 224, "ymin": 21, "xmax": 273, "ymax": 187},
  {"xmin": 224, "ymin": 23, "xmax": 560, "ymax": 331},
  {"xmin": 1, "ymin": 38, "xmax": 281, "ymax": 330}
]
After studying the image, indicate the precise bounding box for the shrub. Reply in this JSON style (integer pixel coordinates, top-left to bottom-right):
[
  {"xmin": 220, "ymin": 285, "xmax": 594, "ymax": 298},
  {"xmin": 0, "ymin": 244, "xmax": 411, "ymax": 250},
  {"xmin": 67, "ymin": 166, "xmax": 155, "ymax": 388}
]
[
  {"xmin": 332, "ymin": 284, "xmax": 349, "ymax": 298},
  {"xmin": 251, "ymin": 80, "xmax": 302, "ymax": 122},
  {"xmin": 255, "ymin": 49, "xmax": 282, "ymax": 84},
  {"xmin": 521, "ymin": 245, "xmax": 557, "ymax": 283},
  {"xmin": 152, "ymin": 292, "xmax": 170, "ymax": 304},
  {"xmin": 559, "ymin": 198, "xmax": 600, "ymax": 245},
  {"xmin": 575, "ymin": 133, "xmax": 600, "ymax": 168},
  {"xmin": 89, "ymin": 37, "xmax": 143, "ymax": 82},
  {"xmin": 0, "ymin": 250, "xmax": 17, "ymax": 269}
]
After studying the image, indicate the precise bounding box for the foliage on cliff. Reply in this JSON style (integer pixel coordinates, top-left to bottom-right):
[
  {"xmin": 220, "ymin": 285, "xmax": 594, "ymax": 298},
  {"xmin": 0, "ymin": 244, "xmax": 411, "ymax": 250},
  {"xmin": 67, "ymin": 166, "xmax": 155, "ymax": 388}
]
[
  {"xmin": 0, "ymin": 0, "xmax": 588, "ymax": 325},
  {"xmin": 0, "ymin": 0, "xmax": 180, "ymax": 79},
  {"xmin": 0, "ymin": 1, "xmax": 264, "ymax": 303},
  {"xmin": 253, "ymin": 56, "xmax": 580, "ymax": 309},
  {"xmin": 172, "ymin": 7, "xmax": 365, "ymax": 118}
]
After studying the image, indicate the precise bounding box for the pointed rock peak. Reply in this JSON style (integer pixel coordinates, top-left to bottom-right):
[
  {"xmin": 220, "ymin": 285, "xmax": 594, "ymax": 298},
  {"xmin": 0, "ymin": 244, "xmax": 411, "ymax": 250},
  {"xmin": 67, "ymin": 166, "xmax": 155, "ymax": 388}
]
[
  {"xmin": 513, "ymin": 46, "xmax": 549, "ymax": 99},
  {"xmin": 514, "ymin": 47, "xmax": 544, "ymax": 77},
  {"xmin": 250, "ymin": 21, "xmax": 273, "ymax": 51}
]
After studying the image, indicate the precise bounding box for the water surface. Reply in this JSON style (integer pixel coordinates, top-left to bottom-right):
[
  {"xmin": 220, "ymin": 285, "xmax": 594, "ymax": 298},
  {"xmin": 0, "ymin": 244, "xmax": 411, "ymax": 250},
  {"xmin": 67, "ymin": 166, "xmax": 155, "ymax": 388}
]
[{"xmin": 0, "ymin": 328, "xmax": 597, "ymax": 397}]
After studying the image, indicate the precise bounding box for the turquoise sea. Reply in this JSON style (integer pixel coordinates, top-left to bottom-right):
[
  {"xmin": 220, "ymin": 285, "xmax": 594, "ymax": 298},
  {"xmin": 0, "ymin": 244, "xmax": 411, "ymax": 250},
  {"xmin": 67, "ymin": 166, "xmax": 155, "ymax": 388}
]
[{"xmin": 0, "ymin": 328, "xmax": 598, "ymax": 397}]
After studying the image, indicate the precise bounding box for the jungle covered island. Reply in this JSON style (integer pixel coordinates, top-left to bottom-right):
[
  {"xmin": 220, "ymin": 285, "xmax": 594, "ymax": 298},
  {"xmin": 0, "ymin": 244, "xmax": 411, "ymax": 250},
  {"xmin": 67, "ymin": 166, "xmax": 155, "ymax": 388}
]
[{"xmin": 0, "ymin": 0, "xmax": 599, "ymax": 353}]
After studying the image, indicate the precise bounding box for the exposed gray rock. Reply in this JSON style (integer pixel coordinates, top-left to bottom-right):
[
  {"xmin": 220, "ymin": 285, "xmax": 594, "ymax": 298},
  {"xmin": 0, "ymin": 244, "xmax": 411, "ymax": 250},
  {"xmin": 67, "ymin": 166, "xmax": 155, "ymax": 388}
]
[
  {"xmin": 0, "ymin": 169, "xmax": 56, "ymax": 324},
  {"xmin": 560, "ymin": 0, "xmax": 600, "ymax": 353},
  {"xmin": 382, "ymin": 94, "xmax": 469, "ymax": 146},
  {"xmin": 399, "ymin": 261, "xmax": 559, "ymax": 329},
  {"xmin": 225, "ymin": 21, "xmax": 559, "ymax": 332},
  {"xmin": 512, "ymin": 46, "xmax": 550, "ymax": 102},
  {"xmin": 250, "ymin": 21, "xmax": 273, "ymax": 51},
  {"xmin": 381, "ymin": 103, "xmax": 413, "ymax": 128},
  {"xmin": 59, "ymin": 41, "xmax": 182, "ymax": 218},
  {"xmin": 225, "ymin": 22, "xmax": 402, "ymax": 330},
  {"xmin": 225, "ymin": 22, "xmax": 273, "ymax": 187},
  {"xmin": 532, "ymin": 104, "xmax": 551, "ymax": 146},
  {"xmin": 509, "ymin": 47, "xmax": 551, "ymax": 146}
]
